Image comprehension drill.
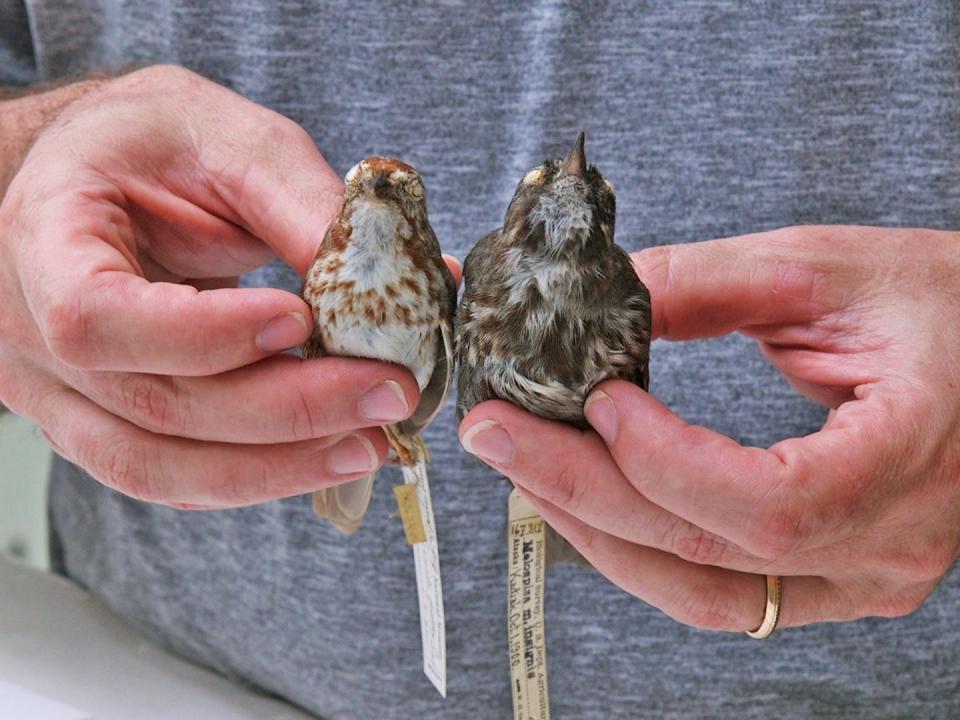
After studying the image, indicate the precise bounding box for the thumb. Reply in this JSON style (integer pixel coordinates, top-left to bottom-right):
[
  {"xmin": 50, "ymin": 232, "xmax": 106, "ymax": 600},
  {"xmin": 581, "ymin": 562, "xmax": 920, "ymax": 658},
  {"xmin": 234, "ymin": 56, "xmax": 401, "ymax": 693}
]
[
  {"xmin": 632, "ymin": 227, "xmax": 826, "ymax": 341},
  {"xmin": 198, "ymin": 117, "xmax": 345, "ymax": 277}
]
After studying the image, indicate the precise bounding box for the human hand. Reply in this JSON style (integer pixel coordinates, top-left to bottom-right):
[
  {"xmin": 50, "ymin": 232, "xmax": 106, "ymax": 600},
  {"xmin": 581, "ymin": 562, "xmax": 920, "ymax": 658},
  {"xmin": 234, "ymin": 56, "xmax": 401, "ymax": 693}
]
[
  {"xmin": 460, "ymin": 226, "xmax": 960, "ymax": 631},
  {"xmin": 0, "ymin": 65, "xmax": 442, "ymax": 509}
]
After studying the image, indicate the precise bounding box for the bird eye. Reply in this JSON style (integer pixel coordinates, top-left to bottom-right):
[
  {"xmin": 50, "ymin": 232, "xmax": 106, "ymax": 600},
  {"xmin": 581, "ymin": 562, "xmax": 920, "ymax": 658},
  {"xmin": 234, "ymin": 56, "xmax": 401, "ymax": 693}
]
[
  {"xmin": 345, "ymin": 163, "xmax": 361, "ymax": 185},
  {"xmin": 408, "ymin": 178, "xmax": 424, "ymax": 199},
  {"xmin": 522, "ymin": 167, "xmax": 545, "ymax": 185}
]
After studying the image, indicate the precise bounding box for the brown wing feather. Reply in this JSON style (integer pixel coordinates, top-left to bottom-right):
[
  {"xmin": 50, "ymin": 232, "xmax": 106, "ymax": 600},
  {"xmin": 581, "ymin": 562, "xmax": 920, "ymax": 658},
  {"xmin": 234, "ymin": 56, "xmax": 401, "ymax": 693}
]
[
  {"xmin": 397, "ymin": 319, "xmax": 454, "ymax": 438},
  {"xmin": 301, "ymin": 331, "xmax": 326, "ymax": 360},
  {"xmin": 612, "ymin": 246, "xmax": 652, "ymax": 392}
]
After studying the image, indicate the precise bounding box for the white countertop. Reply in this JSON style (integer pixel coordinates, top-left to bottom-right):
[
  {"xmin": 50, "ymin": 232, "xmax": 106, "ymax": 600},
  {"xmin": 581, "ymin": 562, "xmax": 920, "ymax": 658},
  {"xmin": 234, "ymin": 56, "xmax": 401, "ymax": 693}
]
[{"xmin": 0, "ymin": 556, "xmax": 316, "ymax": 720}]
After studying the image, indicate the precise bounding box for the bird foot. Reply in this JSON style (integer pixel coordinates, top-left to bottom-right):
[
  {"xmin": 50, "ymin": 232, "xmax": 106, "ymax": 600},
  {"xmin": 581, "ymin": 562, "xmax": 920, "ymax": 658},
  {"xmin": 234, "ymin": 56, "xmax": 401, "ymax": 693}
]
[{"xmin": 383, "ymin": 426, "xmax": 428, "ymax": 467}]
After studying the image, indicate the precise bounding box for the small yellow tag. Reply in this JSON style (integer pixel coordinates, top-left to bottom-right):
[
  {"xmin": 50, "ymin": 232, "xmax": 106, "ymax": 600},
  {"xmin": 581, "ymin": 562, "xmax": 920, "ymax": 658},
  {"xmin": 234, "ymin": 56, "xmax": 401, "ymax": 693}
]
[{"xmin": 394, "ymin": 483, "xmax": 427, "ymax": 545}]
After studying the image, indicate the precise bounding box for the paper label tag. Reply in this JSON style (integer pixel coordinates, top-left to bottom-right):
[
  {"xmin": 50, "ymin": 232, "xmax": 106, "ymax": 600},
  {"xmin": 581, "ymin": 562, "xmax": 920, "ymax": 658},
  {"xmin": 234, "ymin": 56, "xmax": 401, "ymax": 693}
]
[
  {"xmin": 507, "ymin": 488, "xmax": 550, "ymax": 720},
  {"xmin": 402, "ymin": 461, "xmax": 446, "ymax": 697},
  {"xmin": 393, "ymin": 483, "xmax": 427, "ymax": 544}
]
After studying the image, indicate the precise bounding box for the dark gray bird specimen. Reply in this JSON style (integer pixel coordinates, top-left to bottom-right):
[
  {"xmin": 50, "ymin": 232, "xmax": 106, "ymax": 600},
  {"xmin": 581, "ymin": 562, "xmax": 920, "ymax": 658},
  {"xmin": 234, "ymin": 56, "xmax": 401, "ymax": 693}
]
[{"xmin": 456, "ymin": 133, "xmax": 652, "ymax": 563}]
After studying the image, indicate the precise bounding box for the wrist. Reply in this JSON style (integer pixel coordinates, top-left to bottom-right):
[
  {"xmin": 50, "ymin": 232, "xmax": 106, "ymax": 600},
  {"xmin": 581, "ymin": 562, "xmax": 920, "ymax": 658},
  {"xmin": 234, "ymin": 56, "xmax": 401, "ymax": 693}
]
[{"xmin": 0, "ymin": 78, "xmax": 108, "ymax": 198}]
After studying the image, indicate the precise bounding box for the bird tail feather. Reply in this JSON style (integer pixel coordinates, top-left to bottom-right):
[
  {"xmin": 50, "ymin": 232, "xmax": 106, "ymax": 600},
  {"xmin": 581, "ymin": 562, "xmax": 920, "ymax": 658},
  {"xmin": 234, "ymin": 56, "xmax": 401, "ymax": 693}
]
[{"xmin": 313, "ymin": 474, "xmax": 376, "ymax": 535}]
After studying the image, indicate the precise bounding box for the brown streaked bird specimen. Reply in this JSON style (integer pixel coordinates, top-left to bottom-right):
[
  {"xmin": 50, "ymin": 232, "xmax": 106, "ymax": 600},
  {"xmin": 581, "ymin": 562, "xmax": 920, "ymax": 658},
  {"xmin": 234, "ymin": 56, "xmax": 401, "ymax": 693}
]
[
  {"xmin": 302, "ymin": 157, "xmax": 457, "ymax": 534},
  {"xmin": 456, "ymin": 133, "xmax": 651, "ymax": 563}
]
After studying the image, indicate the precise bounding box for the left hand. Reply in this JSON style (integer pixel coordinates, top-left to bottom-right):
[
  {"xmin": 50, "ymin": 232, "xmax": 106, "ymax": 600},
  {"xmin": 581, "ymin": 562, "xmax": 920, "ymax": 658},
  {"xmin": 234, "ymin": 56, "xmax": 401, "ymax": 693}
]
[{"xmin": 459, "ymin": 225, "xmax": 960, "ymax": 632}]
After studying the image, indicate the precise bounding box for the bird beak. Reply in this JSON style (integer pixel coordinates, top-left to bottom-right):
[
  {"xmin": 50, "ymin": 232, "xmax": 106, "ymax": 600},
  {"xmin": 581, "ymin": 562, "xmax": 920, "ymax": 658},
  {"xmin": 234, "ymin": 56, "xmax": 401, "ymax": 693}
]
[
  {"xmin": 560, "ymin": 131, "xmax": 587, "ymax": 179},
  {"xmin": 363, "ymin": 172, "xmax": 390, "ymax": 197}
]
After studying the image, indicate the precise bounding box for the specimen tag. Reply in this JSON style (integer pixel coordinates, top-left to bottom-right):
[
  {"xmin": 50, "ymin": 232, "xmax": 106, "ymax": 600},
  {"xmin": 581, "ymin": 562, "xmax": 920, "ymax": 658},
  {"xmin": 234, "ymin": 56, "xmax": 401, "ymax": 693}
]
[
  {"xmin": 401, "ymin": 461, "xmax": 446, "ymax": 697},
  {"xmin": 393, "ymin": 483, "xmax": 427, "ymax": 544},
  {"xmin": 507, "ymin": 488, "xmax": 550, "ymax": 720}
]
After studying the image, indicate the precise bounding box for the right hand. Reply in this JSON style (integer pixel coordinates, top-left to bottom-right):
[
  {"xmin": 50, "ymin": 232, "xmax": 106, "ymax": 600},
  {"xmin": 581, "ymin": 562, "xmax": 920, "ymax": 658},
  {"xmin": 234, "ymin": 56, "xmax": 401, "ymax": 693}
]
[{"xmin": 0, "ymin": 65, "xmax": 422, "ymax": 509}]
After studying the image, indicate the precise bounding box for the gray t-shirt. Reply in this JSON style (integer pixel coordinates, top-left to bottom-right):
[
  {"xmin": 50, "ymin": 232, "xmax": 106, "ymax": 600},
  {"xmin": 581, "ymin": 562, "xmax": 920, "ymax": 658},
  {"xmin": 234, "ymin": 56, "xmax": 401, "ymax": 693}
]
[{"xmin": 4, "ymin": 1, "xmax": 960, "ymax": 717}]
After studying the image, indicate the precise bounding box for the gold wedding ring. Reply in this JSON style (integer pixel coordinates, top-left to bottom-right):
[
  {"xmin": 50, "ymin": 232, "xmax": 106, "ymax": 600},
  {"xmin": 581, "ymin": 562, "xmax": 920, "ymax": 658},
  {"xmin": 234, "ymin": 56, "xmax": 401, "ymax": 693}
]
[{"xmin": 746, "ymin": 575, "xmax": 782, "ymax": 639}]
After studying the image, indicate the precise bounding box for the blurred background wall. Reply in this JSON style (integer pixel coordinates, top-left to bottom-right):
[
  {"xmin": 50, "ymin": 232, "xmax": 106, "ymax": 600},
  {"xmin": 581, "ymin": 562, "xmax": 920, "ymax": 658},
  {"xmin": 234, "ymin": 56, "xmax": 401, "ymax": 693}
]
[{"xmin": 0, "ymin": 413, "xmax": 51, "ymax": 569}]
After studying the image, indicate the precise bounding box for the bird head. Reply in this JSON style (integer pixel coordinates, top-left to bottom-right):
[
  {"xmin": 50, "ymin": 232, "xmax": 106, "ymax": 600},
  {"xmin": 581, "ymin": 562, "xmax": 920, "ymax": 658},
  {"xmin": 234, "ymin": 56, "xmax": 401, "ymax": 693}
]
[
  {"xmin": 343, "ymin": 156, "xmax": 428, "ymax": 217},
  {"xmin": 502, "ymin": 132, "xmax": 616, "ymax": 257}
]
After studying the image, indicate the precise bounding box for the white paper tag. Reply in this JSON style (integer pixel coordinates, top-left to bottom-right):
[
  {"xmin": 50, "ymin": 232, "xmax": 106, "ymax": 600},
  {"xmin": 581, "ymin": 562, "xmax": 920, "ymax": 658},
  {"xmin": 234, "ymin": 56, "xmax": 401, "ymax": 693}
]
[
  {"xmin": 507, "ymin": 488, "xmax": 550, "ymax": 720},
  {"xmin": 402, "ymin": 460, "xmax": 446, "ymax": 697}
]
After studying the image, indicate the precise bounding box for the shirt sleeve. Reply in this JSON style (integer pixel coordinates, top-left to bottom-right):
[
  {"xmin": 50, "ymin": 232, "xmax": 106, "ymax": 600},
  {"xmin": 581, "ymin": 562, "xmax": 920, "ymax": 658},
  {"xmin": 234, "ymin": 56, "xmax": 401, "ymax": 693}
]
[{"xmin": 0, "ymin": 0, "xmax": 37, "ymax": 86}]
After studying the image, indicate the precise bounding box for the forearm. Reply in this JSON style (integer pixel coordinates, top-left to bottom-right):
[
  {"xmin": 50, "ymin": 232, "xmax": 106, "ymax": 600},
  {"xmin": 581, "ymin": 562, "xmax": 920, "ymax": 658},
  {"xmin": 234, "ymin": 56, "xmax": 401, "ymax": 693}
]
[{"xmin": 0, "ymin": 78, "xmax": 107, "ymax": 198}]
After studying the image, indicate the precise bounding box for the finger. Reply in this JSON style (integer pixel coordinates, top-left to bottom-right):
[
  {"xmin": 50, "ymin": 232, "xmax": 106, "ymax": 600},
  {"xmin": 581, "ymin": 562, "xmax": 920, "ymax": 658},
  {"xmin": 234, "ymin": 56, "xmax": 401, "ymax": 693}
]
[
  {"xmin": 196, "ymin": 111, "xmax": 345, "ymax": 276},
  {"xmin": 460, "ymin": 400, "xmax": 911, "ymax": 581},
  {"xmin": 521, "ymin": 489, "xmax": 833, "ymax": 631},
  {"xmin": 26, "ymin": 258, "xmax": 313, "ymax": 374},
  {"xmin": 756, "ymin": 341, "xmax": 874, "ymax": 393},
  {"xmin": 459, "ymin": 401, "xmax": 763, "ymax": 571},
  {"xmin": 71, "ymin": 355, "xmax": 420, "ymax": 443},
  {"xmin": 584, "ymin": 378, "xmax": 915, "ymax": 560},
  {"xmin": 22, "ymin": 68, "xmax": 344, "ymax": 279},
  {"xmin": 632, "ymin": 227, "xmax": 836, "ymax": 341},
  {"xmin": 125, "ymin": 188, "xmax": 276, "ymax": 277},
  {"xmin": 39, "ymin": 384, "xmax": 390, "ymax": 508},
  {"xmin": 759, "ymin": 350, "xmax": 856, "ymax": 408},
  {"xmin": 12, "ymin": 173, "xmax": 314, "ymax": 376},
  {"xmin": 443, "ymin": 254, "xmax": 462, "ymax": 286}
]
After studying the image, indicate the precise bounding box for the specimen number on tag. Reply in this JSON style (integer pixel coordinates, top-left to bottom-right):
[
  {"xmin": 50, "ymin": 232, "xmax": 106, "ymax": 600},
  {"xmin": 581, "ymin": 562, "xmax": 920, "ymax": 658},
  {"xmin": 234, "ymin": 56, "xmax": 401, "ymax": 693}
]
[
  {"xmin": 507, "ymin": 488, "xmax": 550, "ymax": 720},
  {"xmin": 401, "ymin": 461, "xmax": 446, "ymax": 697}
]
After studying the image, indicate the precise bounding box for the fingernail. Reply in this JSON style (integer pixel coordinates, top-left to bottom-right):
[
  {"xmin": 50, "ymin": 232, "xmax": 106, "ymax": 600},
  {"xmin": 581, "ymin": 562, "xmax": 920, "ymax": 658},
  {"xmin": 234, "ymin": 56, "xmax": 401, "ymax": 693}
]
[
  {"xmin": 585, "ymin": 391, "xmax": 618, "ymax": 443},
  {"xmin": 461, "ymin": 420, "xmax": 514, "ymax": 465},
  {"xmin": 257, "ymin": 312, "xmax": 309, "ymax": 352},
  {"xmin": 326, "ymin": 433, "xmax": 379, "ymax": 475},
  {"xmin": 358, "ymin": 380, "xmax": 409, "ymax": 422}
]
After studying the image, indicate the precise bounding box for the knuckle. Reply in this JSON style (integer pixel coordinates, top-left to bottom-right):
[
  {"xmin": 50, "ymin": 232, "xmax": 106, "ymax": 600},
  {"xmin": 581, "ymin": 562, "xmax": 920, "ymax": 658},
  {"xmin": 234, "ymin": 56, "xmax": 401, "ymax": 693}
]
[
  {"xmin": 206, "ymin": 469, "xmax": 264, "ymax": 506},
  {"xmin": 920, "ymin": 544, "xmax": 957, "ymax": 581},
  {"xmin": 192, "ymin": 338, "xmax": 221, "ymax": 376},
  {"xmin": 233, "ymin": 114, "xmax": 312, "ymax": 178},
  {"xmin": 768, "ymin": 225, "xmax": 841, "ymax": 253},
  {"xmin": 671, "ymin": 582, "xmax": 742, "ymax": 631},
  {"xmin": 217, "ymin": 454, "xmax": 272, "ymax": 504},
  {"xmin": 138, "ymin": 64, "xmax": 202, "ymax": 92},
  {"xmin": 287, "ymin": 387, "xmax": 332, "ymax": 441},
  {"xmin": 207, "ymin": 113, "xmax": 320, "ymax": 210},
  {"xmin": 98, "ymin": 436, "xmax": 162, "ymax": 502},
  {"xmin": 173, "ymin": 314, "xmax": 222, "ymax": 376},
  {"xmin": 868, "ymin": 585, "xmax": 933, "ymax": 619},
  {"xmin": 743, "ymin": 504, "xmax": 805, "ymax": 560},
  {"xmin": 669, "ymin": 523, "xmax": 731, "ymax": 566},
  {"xmin": 885, "ymin": 541, "xmax": 957, "ymax": 584},
  {"xmin": 768, "ymin": 225, "xmax": 810, "ymax": 248},
  {"xmin": 118, "ymin": 375, "xmax": 180, "ymax": 434},
  {"xmin": 633, "ymin": 244, "xmax": 672, "ymax": 282},
  {"xmin": 40, "ymin": 291, "xmax": 94, "ymax": 368},
  {"xmin": 259, "ymin": 114, "xmax": 314, "ymax": 152},
  {"xmin": 547, "ymin": 459, "xmax": 586, "ymax": 509},
  {"xmin": 744, "ymin": 458, "xmax": 823, "ymax": 560}
]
